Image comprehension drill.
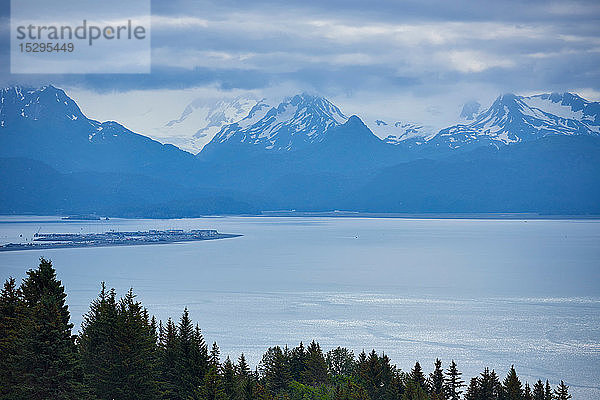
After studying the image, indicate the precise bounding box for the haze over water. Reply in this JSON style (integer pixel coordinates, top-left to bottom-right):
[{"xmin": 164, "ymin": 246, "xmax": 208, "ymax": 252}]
[{"xmin": 0, "ymin": 216, "xmax": 598, "ymax": 399}]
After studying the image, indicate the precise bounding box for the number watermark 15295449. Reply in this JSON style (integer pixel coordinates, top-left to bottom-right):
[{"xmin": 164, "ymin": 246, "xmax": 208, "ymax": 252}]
[{"xmin": 11, "ymin": 0, "xmax": 151, "ymax": 74}]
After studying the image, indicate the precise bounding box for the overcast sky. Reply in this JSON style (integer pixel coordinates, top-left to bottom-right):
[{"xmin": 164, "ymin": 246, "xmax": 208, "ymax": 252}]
[{"xmin": 1, "ymin": 0, "xmax": 599, "ymax": 138}]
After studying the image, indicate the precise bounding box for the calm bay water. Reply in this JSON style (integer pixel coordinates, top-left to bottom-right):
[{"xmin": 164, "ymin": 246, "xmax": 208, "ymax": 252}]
[{"xmin": 0, "ymin": 216, "xmax": 598, "ymax": 399}]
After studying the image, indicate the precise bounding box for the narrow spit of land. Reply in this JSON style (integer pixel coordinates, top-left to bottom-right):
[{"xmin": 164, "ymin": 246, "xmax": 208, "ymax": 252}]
[{"xmin": 0, "ymin": 229, "xmax": 242, "ymax": 252}]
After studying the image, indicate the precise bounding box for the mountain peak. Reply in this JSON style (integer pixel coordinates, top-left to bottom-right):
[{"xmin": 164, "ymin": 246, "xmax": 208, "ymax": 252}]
[
  {"xmin": 346, "ymin": 115, "xmax": 365, "ymax": 127},
  {"xmin": 491, "ymin": 93, "xmax": 522, "ymax": 110},
  {"xmin": 288, "ymin": 92, "xmax": 321, "ymax": 103},
  {"xmin": 327, "ymin": 115, "xmax": 381, "ymax": 145},
  {"xmin": 0, "ymin": 84, "xmax": 85, "ymax": 125},
  {"xmin": 498, "ymin": 92, "xmax": 518, "ymax": 101},
  {"xmin": 544, "ymin": 92, "xmax": 584, "ymax": 103},
  {"xmin": 201, "ymin": 93, "xmax": 348, "ymax": 157},
  {"xmin": 2, "ymin": 84, "xmax": 62, "ymax": 96}
]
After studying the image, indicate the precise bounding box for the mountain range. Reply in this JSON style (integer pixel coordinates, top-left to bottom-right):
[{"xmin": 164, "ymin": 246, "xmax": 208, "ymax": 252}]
[
  {"xmin": 1, "ymin": 85, "xmax": 599, "ymax": 216},
  {"xmin": 426, "ymin": 92, "xmax": 600, "ymax": 153}
]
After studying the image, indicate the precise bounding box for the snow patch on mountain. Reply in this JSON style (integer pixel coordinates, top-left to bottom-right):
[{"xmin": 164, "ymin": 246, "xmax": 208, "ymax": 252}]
[
  {"xmin": 208, "ymin": 93, "xmax": 348, "ymax": 152},
  {"xmin": 521, "ymin": 93, "xmax": 599, "ymax": 133},
  {"xmin": 429, "ymin": 92, "xmax": 600, "ymax": 150},
  {"xmin": 157, "ymin": 96, "xmax": 259, "ymax": 153},
  {"xmin": 0, "ymin": 85, "xmax": 85, "ymax": 125},
  {"xmin": 367, "ymin": 120, "xmax": 437, "ymax": 145}
]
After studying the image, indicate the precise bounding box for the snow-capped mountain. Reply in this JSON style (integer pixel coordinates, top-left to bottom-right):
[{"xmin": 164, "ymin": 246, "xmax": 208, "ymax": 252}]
[
  {"xmin": 0, "ymin": 85, "xmax": 147, "ymax": 143},
  {"xmin": 0, "ymin": 85, "xmax": 195, "ymax": 175},
  {"xmin": 367, "ymin": 120, "xmax": 436, "ymax": 145},
  {"xmin": 422, "ymin": 92, "xmax": 600, "ymax": 151},
  {"xmin": 0, "ymin": 85, "xmax": 86, "ymax": 126},
  {"xmin": 159, "ymin": 96, "xmax": 258, "ymax": 153},
  {"xmin": 0, "ymin": 85, "xmax": 131, "ymax": 145},
  {"xmin": 200, "ymin": 93, "xmax": 348, "ymax": 159}
]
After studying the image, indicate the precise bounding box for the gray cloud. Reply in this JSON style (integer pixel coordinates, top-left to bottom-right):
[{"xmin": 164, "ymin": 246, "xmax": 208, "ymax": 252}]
[
  {"xmin": 149, "ymin": 0, "xmax": 600, "ymax": 95},
  {"xmin": 0, "ymin": 0, "xmax": 599, "ymax": 109}
]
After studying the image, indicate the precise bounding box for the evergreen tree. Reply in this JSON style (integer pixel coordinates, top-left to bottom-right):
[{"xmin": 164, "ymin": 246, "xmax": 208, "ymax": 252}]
[
  {"xmin": 502, "ymin": 365, "xmax": 523, "ymax": 400},
  {"xmin": 334, "ymin": 378, "xmax": 371, "ymax": 400},
  {"xmin": 303, "ymin": 340, "xmax": 328, "ymax": 385},
  {"xmin": 237, "ymin": 371, "xmax": 260, "ymax": 400},
  {"xmin": 234, "ymin": 354, "xmax": 253, "ymax": 400},
  {"xmin": 553, "ymin": 381, "xmax": 571, "ymax": 400},
  {"xmin": 444, "ymin": 360, "xmax": 465, "ymax": 400},
  {"xmin": 0, "ymin": 277, "xmax": 24, "ymax": 398},
  {"xmin": 491, "ymin": 370, "xmax": 503, "ymax": 400},
  {"xmin": 356, "ymin": 349, "xmax": 399, "ymax": 400},
  {"xmin": 523, "ymin": 383, "xmax": 532, "ymax": 400},
  {"xmin": 354, "ymin": 350, "xmax": 368, "ymax": 384},
  {"xmin": 380, "ymin": 353, "xmax": 402, "ymax": 400},
  {"xmin": 173, "ymin": 308, "xmax": 206, "ymax": 398},
  {"xmin": 259, "ymin": 346, "xmax": 291, "ymax": 394},
  {"xmin": 410, "ymin": 361, "xmax": 427, "ymax": 390},
  {"xmin": 402, "ymin": 379, "xmax": 429, "ymax": 400},
  {"xmin": 16, "ymin": 258, "xmax": 85, "ymax": 399},
  {"xmin": 429, "ymin": 358, "xmax": 445, "ymax": 399},
  {"xmin": 203, "ymin": 342, "xmax": 226, "ymax": 400},
  {"xmin": 210, "ymin": 341, "xmax": 222, "ymax": 369},
  {"xmin": 544, "ymin": 380, "xmax": 552, "ymax": 400},
  {"xmin": 391, "ymin": 369, "xmax": 407, "ymax": 400},
  {"xmin": 222, "ymin": 356, "xmax": 236, "ymax": 400},
  {"xmin": 464, "ymin": 377, "xmax": 479, "ymax": 400},
  {"xmin": 253, "ymin": 380, "xmax": 271, "ymax": 400},
  {"xmin": 289, "ymin": 341, "xmax": 307, "ymax": 382},
  {"xmin": 237, "ymin": 353, "xmax": 251, "ymax": 377},
  {"xmin": 78, "ymin": 283, "xmax": 120, "ymax": 399},
  {"xmin": 158, "ymin": 318, "xmax": 179, "ymax": 398},
  {"xmin": 532, "ymin": 380, "xmax": 545, "ymax": 400},
  {"xmin": 359, "ymin": 350, "xmax": 382, "ymax": 399},
  {"xmin": 80, "ymin": 285, "xmax": 159, "ymax": 399},
  {"xmin": 203, "ymin": 364, "xmax": 226, "ymax": 400},
  {"xmin": 112, "ymin": 289, "xmax": 158, "ymax": 399},
  {"xmin": 326, "ymin": 346, "xmax": 355, "ymax": 377},
  {"xmin": 192, "ymin": 324, "xmax": 209, "ymax": 380},
  {"xmin": 479, "ymin": 368, "xmax": 501, "ymax": 400}
]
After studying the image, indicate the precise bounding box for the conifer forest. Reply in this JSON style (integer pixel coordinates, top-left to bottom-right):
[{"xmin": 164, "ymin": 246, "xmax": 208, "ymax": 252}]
[{"xmin": 0, "ymin": 258, "xmax": 573, "ymax": 400}]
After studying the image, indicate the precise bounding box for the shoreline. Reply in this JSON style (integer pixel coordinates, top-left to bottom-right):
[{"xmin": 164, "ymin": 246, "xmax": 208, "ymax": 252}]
[
  {"xmin": 0, "ymin": 233, "xmax": 242, "ymax": 252},
  {"xmin": 1, "ymin": 213, "xmax": 600, "ymax": 222},
  {"xmin": 258, "ymin": 211, "xmax": 600, "ymax": 220}
]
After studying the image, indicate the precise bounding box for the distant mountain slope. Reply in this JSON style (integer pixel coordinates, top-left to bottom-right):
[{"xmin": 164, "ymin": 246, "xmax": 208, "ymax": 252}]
[
  {"xmin": 195, "ymin": 116, "xmax": 403, "ymax": 199},
  {"xmin": 367, "ymin": 120, "xmax": 436, "ymax": 146},
  {"xmin": 0, "ymin": 86, "xmax": 198, "ymax": 183},
  {"xmin": 160, "ymin": 96, "xmax": 258, "ymax": 153},
  {"xmin": 375, "ymin": 92, "xmax": 600, "ymax": 158},
  {"xmin": 0, "ymin": 85, "xmax": 260, "ymax": 216},
  {"xmin": 209, "ymin": 135, "xmax": 600, "ymax": 214},
  {"xmin": 199, "ymin": 93, "xmax": 348, "ymax": 160},
  {"xmin": 0, "ymin": 157, "xmax": 258, "ymax": 217},
  {"xmin": 425, "ymin": 92, "xmax": 600, "ymax": 152},
  {"xmin": 347, "ymin": 135, "xmax": 600, "ymax": 214}
]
